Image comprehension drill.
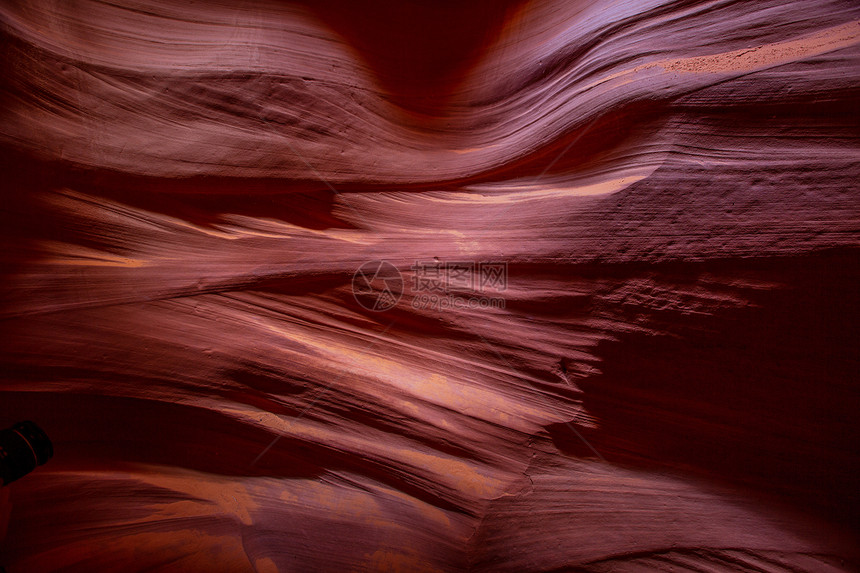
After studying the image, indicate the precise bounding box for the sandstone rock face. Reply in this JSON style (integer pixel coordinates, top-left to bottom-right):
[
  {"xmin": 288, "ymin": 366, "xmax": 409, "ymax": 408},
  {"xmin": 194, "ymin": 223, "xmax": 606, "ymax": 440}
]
[{"xmin": 1, "ymin": 1, "xmax": 858, "ymax": 571}]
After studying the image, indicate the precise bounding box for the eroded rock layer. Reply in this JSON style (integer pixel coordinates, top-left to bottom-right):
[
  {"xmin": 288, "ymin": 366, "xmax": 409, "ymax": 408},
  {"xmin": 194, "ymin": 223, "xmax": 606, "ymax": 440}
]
[{"xmin": 1, "ymin": 0, "xmax": 859, "ymax": 571}]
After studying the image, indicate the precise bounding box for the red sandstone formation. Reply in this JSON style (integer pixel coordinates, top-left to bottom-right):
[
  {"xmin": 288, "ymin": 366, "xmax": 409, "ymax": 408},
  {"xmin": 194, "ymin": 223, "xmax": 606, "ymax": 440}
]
[{"xmin": 1, "ymin": 0, "xmax": 859, "ymax": 571}]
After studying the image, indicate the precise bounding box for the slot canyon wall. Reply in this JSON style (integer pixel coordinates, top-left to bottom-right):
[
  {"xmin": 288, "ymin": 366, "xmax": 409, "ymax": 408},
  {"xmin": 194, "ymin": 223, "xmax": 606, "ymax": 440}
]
[{"xmin": 1, "ymin": 0, "xmax": 859, "ymax": 571}]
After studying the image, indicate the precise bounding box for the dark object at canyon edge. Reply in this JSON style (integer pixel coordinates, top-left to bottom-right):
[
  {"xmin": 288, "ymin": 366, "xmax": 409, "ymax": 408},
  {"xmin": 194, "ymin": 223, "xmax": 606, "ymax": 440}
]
[{"xmin": 0, "ymin": 421, "xmax": 53, "ymax": 486}]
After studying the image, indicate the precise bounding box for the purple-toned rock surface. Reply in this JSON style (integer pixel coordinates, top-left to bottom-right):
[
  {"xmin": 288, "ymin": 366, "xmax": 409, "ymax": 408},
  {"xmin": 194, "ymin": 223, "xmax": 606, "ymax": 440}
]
[{"xmin": 1, "ymin": 0, "xmax": 859, "ymax": 571}]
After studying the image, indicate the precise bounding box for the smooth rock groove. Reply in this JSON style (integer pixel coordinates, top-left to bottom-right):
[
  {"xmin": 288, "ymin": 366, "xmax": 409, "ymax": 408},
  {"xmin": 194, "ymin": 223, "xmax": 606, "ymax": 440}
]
[{"xmin": 1, "ymin": 0, "xmax": 858, "ymax": 571}]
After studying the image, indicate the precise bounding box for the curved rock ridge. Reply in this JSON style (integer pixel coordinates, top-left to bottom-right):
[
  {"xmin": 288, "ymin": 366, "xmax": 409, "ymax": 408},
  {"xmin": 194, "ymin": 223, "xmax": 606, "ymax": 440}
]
[{"xmin": 1, "ymin": 0, "xmax": 859, "ymax": 571}]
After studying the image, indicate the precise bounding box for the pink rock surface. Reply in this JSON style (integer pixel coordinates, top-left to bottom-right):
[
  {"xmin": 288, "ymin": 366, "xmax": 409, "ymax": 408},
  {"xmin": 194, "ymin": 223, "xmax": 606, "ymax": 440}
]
[{"xmin": 1, "ymin": 0, "xmax": 858, "ymax": 571}]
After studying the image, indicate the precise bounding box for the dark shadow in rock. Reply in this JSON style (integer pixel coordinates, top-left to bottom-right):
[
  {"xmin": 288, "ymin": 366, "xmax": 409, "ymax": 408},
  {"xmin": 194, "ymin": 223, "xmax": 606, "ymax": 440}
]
[{"xmin": 547, "ymin": 250, "xmax": 860, "ymax": 530}]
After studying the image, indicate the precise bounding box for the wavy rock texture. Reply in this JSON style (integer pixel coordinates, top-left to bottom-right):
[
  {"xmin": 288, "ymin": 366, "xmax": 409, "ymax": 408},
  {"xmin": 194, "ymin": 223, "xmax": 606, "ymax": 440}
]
[{"xmin": 1, "ymin": 0, "xmax": 859, "ymax": 571}]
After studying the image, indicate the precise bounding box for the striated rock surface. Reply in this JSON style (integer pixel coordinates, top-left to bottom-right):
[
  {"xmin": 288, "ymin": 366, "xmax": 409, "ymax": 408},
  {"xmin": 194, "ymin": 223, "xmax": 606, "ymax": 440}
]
[{"xmin": 1, "ymin": 0, "xmax": 858, "ymax": 571}]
